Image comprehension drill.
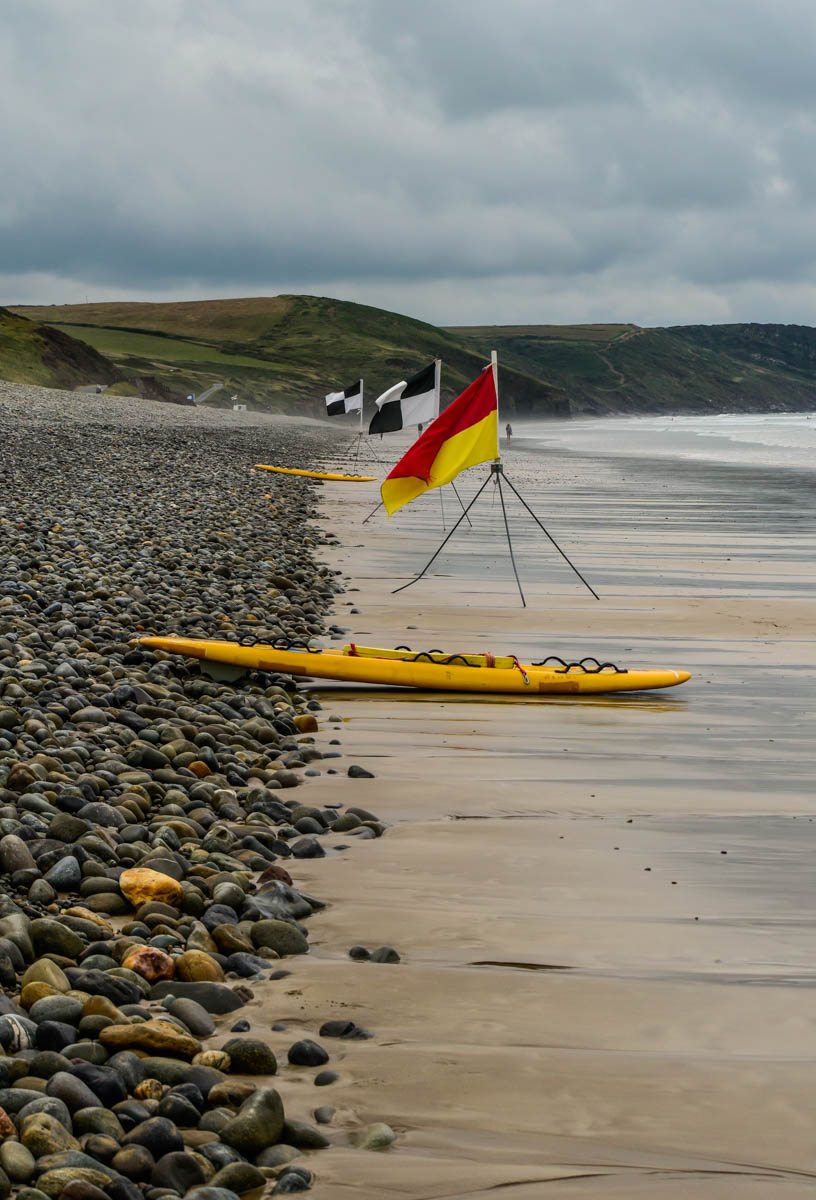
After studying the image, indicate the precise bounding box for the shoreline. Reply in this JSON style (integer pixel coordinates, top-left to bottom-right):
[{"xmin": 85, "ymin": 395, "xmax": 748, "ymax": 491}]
[
  {"xmin": 512, "ymin": 436, "xmax": 816, "ymax": 486},
  {"xmin": 511, "ymin": 410, "xmax": 816, "ymax": 479}
]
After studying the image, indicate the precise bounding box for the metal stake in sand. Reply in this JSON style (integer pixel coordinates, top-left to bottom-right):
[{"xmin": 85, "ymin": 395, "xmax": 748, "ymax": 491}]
[
  {"xmin": 501, "ymin": 472, "xmax": 600, "ymax": 601},
  {"xmin": 348, "ymin": 399, "xmax": 375, "ymax": 469},
  {"xmin": 494, "ymin": 466, "xmax": 525, "ymax": 606},
  {"xmin": 341, "ymin": 384, "xmax": 392, "ymax": 470},
  {"xmin": 363, "ymin": 482, "xmax": 473, "ymax": 529},
  {"xmin": 362, "ymin": 498, "xmax": 384, "ymax": 525},
  {"xmin": 450, "ymin": 482, "xmax": 473, "ymax": 528},
  {"xmin": 392, "ymin": 473, "xmax": 493, "ymax": 594}
]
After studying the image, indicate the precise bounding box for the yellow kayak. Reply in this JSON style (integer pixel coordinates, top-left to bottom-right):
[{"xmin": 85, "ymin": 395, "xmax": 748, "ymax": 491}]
[
  {"xmin": 254, "ymin": 464, "xmax": 377, "ymax": 482},
  {"xmin": 138, "ymin": 636, "xmax": 691, "ymax": 695}
]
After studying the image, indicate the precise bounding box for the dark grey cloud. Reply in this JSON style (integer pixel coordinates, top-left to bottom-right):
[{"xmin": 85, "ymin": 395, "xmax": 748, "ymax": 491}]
[{"xmin": 3, "ymin": 0, "xmax": 816, "ymax": 324}]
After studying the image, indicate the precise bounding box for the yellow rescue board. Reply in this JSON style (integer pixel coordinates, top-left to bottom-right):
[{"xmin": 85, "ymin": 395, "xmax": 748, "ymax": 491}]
[
  {"xmin": 254, "ymin": 464, "xmax": 377, "ymax": 482},
  {"xmin": 138, "ymin": 636, "xmax": 691, "ymax": 695}
]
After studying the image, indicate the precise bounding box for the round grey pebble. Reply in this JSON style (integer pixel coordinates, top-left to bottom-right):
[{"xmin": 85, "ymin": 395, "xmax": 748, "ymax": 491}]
[
  {"xmin": 273, "ymin": 1173, "xmax": 311, "ymax": 1194},
  {"xmin": 369, "ymin": 946, "xmax": 401, "ymax": 963},
  {"xmin": 287, "ymin": 1039, "xmax": 329, "ymax": 1067}
]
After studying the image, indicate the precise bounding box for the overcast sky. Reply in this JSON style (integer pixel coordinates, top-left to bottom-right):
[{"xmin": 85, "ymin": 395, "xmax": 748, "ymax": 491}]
[{"xmin": 4, "ymin": 0, "xmax": 816, "ymax": 326}]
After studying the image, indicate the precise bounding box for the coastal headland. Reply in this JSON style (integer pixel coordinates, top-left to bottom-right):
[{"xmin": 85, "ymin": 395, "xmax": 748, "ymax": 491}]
[{"xmin": 11, "ymin": 297, "xmax": 816, "ymax": 418}]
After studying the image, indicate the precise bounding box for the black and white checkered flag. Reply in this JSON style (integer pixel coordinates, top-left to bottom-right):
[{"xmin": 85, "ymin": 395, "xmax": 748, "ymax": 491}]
[
  {"xmin": 369, "ymin": 360, "xmax": 440, "ymax": 435},
  {"xmin": 325, "ymin": 380, "xmax": 362, "ymax": 416}
]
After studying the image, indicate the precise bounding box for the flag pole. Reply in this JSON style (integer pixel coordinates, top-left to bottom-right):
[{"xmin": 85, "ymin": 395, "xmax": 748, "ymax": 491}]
[
  {"xmin": 491, "ymin": 350, "xmax": 500, "ymax": 462},
  {"xmin": 351, "ymin": 379, "xmax": 364, "ymax": 467},
  {"xmin": 488, "ymin": 348, "xmax": 525, "ymax": 600}
]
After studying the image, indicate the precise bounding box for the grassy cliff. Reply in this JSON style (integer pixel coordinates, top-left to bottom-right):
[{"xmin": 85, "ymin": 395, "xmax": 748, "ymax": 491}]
[{"xmin": 12, "ymin": 296, "xmax": 567, "ymax": 417}]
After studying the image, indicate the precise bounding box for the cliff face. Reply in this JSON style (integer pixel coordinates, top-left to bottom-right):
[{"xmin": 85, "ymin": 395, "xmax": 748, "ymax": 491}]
[
  {"xmin": 0, "ymin": 307, "xmax": 121, "ymax": 390},
  {"xmin": 0, "ymin": 309, "xmax": 195, "ymax": 403}
]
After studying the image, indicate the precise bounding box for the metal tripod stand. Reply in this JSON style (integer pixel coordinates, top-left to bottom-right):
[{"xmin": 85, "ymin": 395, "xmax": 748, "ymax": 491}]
[
  {"xmin": 338, "ymin": 431, "xmax": 392, "ymax": 470},
  {"xmin": 391, "ymin": 463, "xmax": 599, "ymax": 607}
]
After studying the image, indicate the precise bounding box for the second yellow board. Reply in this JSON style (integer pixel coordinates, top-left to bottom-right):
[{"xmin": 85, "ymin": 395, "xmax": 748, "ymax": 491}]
[{"xmin": 254, "ymin": 464, "xmax": 377, "ymax": 482}]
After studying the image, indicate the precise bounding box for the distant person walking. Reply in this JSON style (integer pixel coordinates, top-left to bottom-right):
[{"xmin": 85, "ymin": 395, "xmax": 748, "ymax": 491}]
[{"xmin": 505, "ymin": 422, "xmax": 513, "ymax": 445}]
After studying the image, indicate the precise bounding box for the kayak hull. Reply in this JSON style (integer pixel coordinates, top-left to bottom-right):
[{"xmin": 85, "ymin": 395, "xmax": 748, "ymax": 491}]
[
  {"xmin": 254, "ymin": 464, "xmax": 377, "ymax": 482},
  {"xmin": 137, "ymin": 637, "xmax": 691, "ymax": 695}
]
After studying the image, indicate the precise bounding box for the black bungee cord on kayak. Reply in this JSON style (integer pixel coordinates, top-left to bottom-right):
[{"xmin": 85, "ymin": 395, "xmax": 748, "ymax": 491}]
[
  {"xmin": 532, "ymin": 655, "xmax": 627, "ymax": 675},
  {"xmin": 227, "ymin": 639, "xmax": 626, "ymax": 675},
  {"xmin": 392, "ymin": 646, "xmax": 626, "ymax": 675},
  {"xmin": 236, "ymin": 635, "xmax": 322, "ymax": 652}
]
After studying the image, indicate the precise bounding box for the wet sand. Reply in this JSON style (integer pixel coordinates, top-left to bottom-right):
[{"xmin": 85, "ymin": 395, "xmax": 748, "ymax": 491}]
[{"xmin": 262, "ymin": 439, "xmax": 816, "ymax": 1196}]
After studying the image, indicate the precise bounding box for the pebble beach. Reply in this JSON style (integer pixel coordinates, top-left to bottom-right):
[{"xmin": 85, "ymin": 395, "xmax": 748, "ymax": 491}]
[
  {"xmin": 2, "ymin": 385, "xmax": 816, "ymax": 1200},
  {"xmin": 0, "ymin": 384, "xmax": 395, "ymax": 1200}
]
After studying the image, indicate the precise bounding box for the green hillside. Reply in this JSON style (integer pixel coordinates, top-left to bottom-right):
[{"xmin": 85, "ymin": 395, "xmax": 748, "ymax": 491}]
[
  {"xmin": 0, "ymin": 306, "xmax": 122, "ymax": 390},
  {"xmin": 11, "ymin": 296, "xmax": 816, "ymax": 416},
  {"xmin": 450, "ymin": 322, "xmax": 816, "ymax": 414},
  {"xmin": 12, "ymin": 296, "xmax": 567, "ymax": 417}
]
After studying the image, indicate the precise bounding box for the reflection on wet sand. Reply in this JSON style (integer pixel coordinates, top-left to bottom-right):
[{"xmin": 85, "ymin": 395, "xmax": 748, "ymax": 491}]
[
  {"xmin": 316, "ymin": 683, "xmax": 692, "ymax": 712},
  {"xmin": 279, "ymin": 442, "xmax": 816, "ymax": 1197}
]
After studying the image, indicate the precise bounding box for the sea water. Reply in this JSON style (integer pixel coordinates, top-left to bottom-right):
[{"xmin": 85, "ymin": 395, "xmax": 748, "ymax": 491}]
[{"xmin": 520, "ymin": 412, "xmax": 816, "ymax": 472}]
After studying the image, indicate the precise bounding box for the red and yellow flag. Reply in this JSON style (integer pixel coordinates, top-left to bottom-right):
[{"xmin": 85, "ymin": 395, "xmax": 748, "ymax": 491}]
[{"xmin": 380, "ymin": 365, "xmax": 498, "ymax": 517}]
